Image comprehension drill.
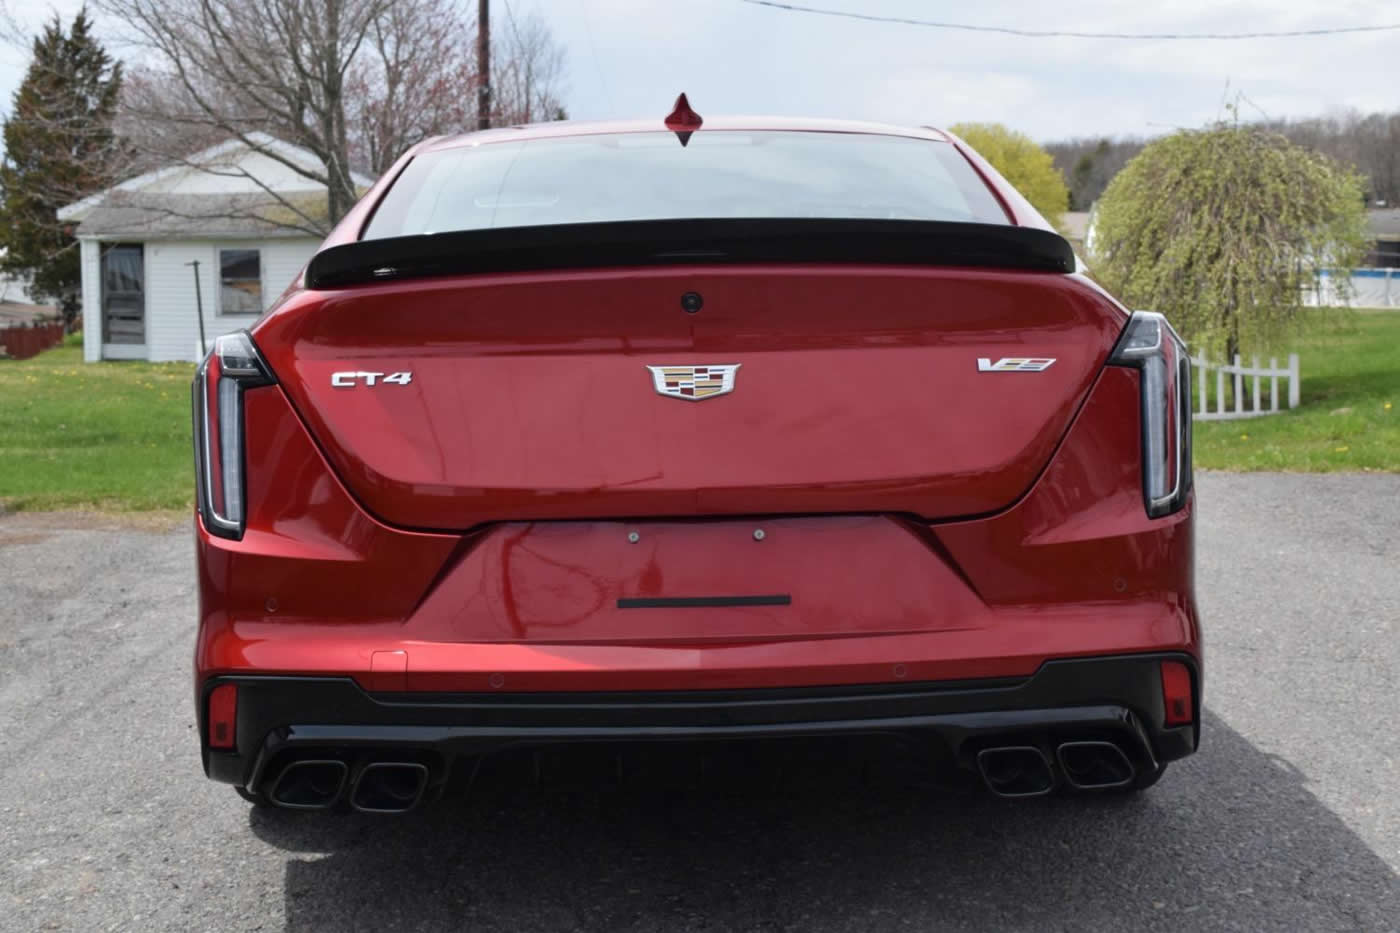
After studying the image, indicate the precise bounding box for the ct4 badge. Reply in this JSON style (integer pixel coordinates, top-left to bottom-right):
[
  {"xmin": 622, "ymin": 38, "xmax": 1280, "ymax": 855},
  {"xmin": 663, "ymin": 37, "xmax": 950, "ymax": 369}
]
[
  {"xmin": 646, "ymin": 364, "xmax": 740, "ymax": 400},
  {"xmin": 977, "ymin": 358, "xmax": 1056, "ymax": 372},
  {"xmin": 331, "ymin": 371, "xmax": 413, "ymax": 387}
]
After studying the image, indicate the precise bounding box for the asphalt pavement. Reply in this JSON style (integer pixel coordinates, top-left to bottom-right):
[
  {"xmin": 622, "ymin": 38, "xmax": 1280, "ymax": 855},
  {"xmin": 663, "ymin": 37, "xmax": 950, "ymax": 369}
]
[{"xmin": 1, "ymin": 472, "xmax": 1397, "ymax": 931}]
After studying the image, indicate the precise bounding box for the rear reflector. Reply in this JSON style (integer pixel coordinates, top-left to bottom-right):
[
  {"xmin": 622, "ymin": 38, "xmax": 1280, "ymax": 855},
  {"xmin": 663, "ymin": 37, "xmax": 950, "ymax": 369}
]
[
  {"xmin": 1160, "ymin": 661, "xmax": 1194, "ymax": 727},
  {"xmin": 207, "ymin": 684, "xmax": 238, "ymax": 749}
]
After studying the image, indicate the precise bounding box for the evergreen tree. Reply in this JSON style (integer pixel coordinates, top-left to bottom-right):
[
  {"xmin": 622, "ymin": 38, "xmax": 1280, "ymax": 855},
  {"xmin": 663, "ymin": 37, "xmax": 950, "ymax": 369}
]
[{"xmin": 0, "ymin": 11, "xmax": 124, "ymax": 322}]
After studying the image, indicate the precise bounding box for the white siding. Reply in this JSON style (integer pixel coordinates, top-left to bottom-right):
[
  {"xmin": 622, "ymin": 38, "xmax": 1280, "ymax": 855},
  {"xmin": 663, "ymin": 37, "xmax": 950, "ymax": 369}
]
[
  {"xmin": 261, "ymin": 241, "xmax": 318, "ymax": 307},
  {"xmin": 143, "ymin": 242, "xmax": 216, "ymax": 362},
  {"xmin": 79, "ymin": 239, "xmax": 102, "ymax": 363},
  {"xmin": 142, "ymin": 238, "xmax": 319, "ymax": 362}
]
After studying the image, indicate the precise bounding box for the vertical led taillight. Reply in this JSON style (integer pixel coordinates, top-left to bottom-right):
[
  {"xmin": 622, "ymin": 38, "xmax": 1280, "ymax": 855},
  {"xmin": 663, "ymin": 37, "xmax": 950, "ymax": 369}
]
[
  {"xmin": 1107, "ymin": 312, "xmax": 1193, "ymax": 518},
  {"xmin": 192, "ymin": 332, "xmax": 274, "ymax": 539}
]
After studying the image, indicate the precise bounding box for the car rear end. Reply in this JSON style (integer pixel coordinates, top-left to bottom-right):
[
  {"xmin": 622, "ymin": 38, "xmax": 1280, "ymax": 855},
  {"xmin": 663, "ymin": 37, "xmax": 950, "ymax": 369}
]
[{"xmin": 193, "ymin": 118, "xmax": 1200, "ymax": 811}]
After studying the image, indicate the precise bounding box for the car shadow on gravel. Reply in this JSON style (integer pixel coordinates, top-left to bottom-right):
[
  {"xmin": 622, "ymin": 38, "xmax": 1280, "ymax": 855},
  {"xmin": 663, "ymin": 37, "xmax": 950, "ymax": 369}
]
[{"xmin": 250, "ymin": 710, "xmax": 1397, "ymax": 931}]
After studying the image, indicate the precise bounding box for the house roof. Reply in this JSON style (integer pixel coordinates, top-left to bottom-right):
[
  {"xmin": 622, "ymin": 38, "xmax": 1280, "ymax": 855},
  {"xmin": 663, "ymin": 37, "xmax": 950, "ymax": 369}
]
[
  {"xmin": 1369, "ymin": 208, "xmax": 1400, "ymax": 241},
  {"xmin": 66, "ymin": 192, "xmax": 327, "ymax": 239},
  {"xmin": 58, "ymin": 132, "xmax": 372, "ymax": 239}
]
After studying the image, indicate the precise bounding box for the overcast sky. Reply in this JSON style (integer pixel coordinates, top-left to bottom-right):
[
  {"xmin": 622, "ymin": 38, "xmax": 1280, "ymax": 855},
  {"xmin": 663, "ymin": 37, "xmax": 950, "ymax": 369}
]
[{"xmin": 2, "ymin": 0, "xmax": 1396, "ymax": 143}]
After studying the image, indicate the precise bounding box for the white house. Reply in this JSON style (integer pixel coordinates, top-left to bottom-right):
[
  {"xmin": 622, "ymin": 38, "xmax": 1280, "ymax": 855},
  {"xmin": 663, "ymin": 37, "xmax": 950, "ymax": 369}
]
[
  {"xmin": 58, "ymin": 133, "xmax": 372, "ymax": 362},
  {"xmin": 0, "ymin": 262, "xmax": 37, "ymax": 305}
]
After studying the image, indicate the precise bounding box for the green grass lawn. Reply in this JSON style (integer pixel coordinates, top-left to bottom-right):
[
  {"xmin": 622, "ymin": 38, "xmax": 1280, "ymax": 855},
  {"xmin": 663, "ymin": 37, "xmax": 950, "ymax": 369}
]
[
  {"xmin": 1, "ymin": 314, "xmax": 1396, "ymax": 514},
  {"xmin": 0, "ymin": 335, "xmax": 195, "ymax": 512},
  {"xmin": 1193, "ymin": 310, "xmax": 1400, "ymax": 472}
]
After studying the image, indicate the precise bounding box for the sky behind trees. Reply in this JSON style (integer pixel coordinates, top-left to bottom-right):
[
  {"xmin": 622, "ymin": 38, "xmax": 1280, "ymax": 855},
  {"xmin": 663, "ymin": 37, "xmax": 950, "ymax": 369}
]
[{"xmin": 3, "ymin": 0, "xmax": 1395, "ymax": 144}]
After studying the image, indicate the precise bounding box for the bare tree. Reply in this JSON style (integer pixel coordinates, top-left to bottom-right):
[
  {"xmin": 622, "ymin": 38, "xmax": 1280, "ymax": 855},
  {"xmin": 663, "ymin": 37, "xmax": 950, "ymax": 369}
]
[
  {"xmin": 94, "ymin": 0, "xmax": 397, "ymax": 230},
  {"xmin": 91, "ymin": 0, "xmax": 566, "ymax": 233},
  {"xmin": 116, "ymin": 66, "xmax": 250, "ymax": 175},
  {"xmin": 492, "ymin": 8, "xmax": 566, "ymax": 126},
  {"xmin": 345, "ymin": 0, "xmax": 478, "ymax": 177},
  {"xmin": 346, "ymin": 2, "xmax": 567, "ymax": 175},
  {"xmin": 1049, "ymin": 109, "xmax": 1400, "ymax": 211}
]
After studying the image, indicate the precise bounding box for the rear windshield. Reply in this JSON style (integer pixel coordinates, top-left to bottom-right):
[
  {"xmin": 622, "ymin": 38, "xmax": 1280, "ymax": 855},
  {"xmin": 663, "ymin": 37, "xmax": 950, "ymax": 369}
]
[{"xmin": 363, "ymin": 131, "xmax": 1009, "ymax": 239}]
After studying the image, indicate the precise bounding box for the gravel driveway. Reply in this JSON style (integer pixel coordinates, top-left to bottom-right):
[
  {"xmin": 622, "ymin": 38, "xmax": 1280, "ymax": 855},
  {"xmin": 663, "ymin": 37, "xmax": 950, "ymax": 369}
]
[{"xmin": 1, "ymin": 472, "xmax": 1397, "ymax": 931}]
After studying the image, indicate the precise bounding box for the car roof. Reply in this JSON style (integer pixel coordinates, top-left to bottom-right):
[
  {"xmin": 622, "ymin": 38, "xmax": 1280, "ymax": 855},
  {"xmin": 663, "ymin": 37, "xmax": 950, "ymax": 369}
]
[{"xmin": 420, "ymin": 117, "xmax": 953, "ymax": 153}]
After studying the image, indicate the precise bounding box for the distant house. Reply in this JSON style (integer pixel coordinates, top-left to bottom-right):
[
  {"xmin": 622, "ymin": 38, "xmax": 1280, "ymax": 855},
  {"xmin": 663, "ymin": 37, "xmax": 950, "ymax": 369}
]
[
  {"xmin": 1304, "ymin": 209, "xmax": 1400, "ymax": 308},
  {"xmin": 1365, "ymin": 208, "xmax": 1400, "ymax": 269},
  {"xmin": 0, "ymin": 256, "xmax": 62, "ymax": 359},
  {"xmin": 0, "ymin": 301, "xmax": 58, "ymax": 327},
  {"xmin": 0, "ymin": 262, "xmax": 37, "ymax": 305},
  {"xmin": 58, "ymin": 133, "xmax": 372, "ymax": 363},
  {"xmin": 1060, "ymin": 211, "xmax": 1091, "ymax": 255}
]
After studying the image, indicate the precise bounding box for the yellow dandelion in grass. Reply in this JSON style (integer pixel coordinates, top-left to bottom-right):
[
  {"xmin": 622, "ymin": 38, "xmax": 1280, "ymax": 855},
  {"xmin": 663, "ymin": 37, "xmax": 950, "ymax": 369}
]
[
  {"xmin": 1386, "ymin": 402, "xmax": 1393, "ymax": 411},
  {"xmin": 1239, "ymin": 433, "xmax": 1249, "ymax": 440}
]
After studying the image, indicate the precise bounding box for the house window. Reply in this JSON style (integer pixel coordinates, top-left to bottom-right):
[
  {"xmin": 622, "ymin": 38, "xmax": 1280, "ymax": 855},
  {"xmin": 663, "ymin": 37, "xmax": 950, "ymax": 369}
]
[
  {"xmin": 1365, "ymin": 239, "xmax": 1400, "ymax": 269},
  {"xmin": 219, "ymin": 249, "xmax": 262, "ymax": 314}
]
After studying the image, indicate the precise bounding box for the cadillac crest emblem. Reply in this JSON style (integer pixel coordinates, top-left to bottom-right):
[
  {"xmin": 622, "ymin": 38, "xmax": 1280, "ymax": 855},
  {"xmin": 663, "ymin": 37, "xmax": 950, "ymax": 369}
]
[{"xmin": 646, "ymin": 364, "xmax": 741, "ymax": 401}]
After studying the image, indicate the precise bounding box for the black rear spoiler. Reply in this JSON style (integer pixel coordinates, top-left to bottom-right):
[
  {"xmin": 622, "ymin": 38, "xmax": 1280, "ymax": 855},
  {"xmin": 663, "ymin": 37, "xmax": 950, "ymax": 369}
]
[{"xmin": 305, "ymin": 218, "xmax": 1075, "ymax": 290}]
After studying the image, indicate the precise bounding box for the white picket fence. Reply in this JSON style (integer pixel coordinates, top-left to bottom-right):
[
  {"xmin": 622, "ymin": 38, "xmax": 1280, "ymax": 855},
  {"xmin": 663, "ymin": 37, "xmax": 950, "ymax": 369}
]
[{"xmin": 1189, "ymin": 353, "xmax": 1300, "ymax": 421}]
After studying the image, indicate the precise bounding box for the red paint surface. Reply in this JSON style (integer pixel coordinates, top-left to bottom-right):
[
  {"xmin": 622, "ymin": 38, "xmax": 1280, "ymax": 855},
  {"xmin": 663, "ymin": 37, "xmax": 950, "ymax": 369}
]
[
  {"xmin": 664, "ymin": 92, "xmax": 703, "ymax": 130},
  {"xmin": 252, "ymin": 266, "xmax": 1125, "ymax": 530},
  {"xmin": 194, "ymin": 365, "xmax": 1199, "ymax": 696}
]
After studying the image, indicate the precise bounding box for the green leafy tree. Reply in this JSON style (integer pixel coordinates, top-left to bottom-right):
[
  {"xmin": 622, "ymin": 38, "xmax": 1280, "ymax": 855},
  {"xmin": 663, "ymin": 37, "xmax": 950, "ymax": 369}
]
[
  {"xmin": 1090, "ymin": 123, "xmax": 1367, "ymax": 361},
  {"xmin": 950, "ymin": 122, "xmax": 1069, "ymax": 226},
  {"xmin": 0, "ymin": 11, "xmax": 124, "ymax": 322}
]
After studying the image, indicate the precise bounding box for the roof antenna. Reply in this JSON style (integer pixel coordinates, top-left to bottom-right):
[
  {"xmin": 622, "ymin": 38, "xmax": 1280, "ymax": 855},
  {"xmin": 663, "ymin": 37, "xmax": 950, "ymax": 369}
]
[{"xmin": 665, "ymin": 93, "xmax": 703, "ymax": 147}]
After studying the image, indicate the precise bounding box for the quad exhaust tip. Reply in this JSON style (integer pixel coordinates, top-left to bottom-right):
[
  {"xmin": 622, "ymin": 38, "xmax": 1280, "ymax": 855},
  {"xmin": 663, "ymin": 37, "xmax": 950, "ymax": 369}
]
[
  {"xmin": 976, "ymin": 746, "xmax": 1054, "ymax": 798},
  {"xmin": 268, "ymin": 759, "xmax": 348, "ymax": 810},
  {"xmin": 350, "ymin": 762, "xmax": 430, "ymax": 814},
  {"xmin": 1056, "ymin": 741, "xmax": 1136, "ymax": 790}
]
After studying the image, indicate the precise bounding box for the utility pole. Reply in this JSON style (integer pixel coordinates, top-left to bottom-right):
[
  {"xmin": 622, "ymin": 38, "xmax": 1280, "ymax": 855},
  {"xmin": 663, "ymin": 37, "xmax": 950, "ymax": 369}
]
[
  {"xmin": 187, "ymin": 260, "xmax": 207, "ymax": 358},
  {"xmin": 477, "ymin": 0, "xmax": 491, "ymax": 130}
]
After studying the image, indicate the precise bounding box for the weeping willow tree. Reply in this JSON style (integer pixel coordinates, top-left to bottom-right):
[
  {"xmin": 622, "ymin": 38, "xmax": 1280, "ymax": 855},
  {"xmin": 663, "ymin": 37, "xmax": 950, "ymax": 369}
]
[{"xmin": 1090, "ymin": 123, "xmax": 1367, "ymax": 362}]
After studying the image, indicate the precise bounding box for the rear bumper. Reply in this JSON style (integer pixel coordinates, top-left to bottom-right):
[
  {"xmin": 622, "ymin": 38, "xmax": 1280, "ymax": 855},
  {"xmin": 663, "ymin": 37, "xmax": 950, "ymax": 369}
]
[{"xmin": 204, "ymin": 652, "xmax": 1199, "ymax": 790}]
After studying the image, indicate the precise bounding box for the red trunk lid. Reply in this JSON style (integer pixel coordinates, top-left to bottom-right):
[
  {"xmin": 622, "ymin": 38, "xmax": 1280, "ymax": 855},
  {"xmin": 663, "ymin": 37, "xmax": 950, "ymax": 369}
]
[{"xmin": 254, "ymin": 265, "xmax": 1125, "ymax": 530}]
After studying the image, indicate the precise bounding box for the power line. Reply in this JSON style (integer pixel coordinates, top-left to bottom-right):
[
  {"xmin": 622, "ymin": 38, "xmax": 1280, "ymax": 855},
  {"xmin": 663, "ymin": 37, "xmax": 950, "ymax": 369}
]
[
  {"xmin": 740, "ymin": 0, "xmax": 1400, "ymax": 40},
  {"xmin": 579, "ymin": 0, "xmax": 616, "ymax": 116}
]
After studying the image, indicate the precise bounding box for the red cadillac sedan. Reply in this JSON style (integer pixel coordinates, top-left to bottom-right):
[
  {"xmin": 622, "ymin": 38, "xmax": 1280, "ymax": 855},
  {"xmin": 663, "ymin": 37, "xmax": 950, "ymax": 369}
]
[{"xmin": 193, "ymin": 103, "xmax": 1199, "ymax": 812}]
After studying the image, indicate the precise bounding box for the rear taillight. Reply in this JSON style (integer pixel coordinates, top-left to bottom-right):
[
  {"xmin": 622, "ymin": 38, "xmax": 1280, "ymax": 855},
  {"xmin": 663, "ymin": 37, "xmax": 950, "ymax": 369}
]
[
  {"xmin": 192, "ymin": 332, "xmax": 273, "ymax": 539},
  {"xmin": 1108, "ymin": 312, "xmax": 1192, "ymax": 518}
]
